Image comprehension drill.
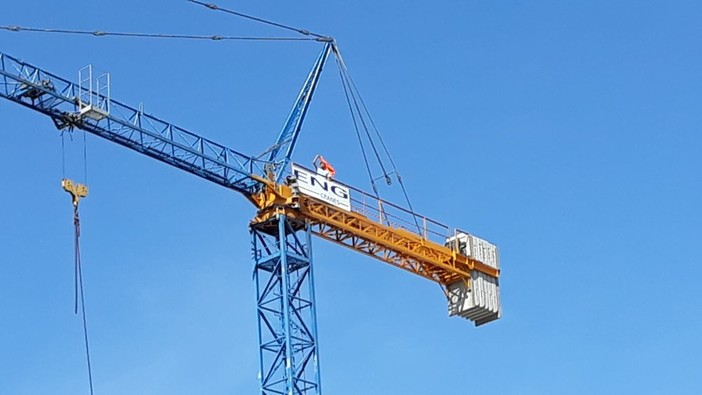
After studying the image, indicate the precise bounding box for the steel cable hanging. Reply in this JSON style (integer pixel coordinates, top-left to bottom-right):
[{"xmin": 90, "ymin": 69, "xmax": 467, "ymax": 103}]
[
  {"xmin": 2, "ymin": 1, "xmax": 334, "ymax": 42},
  {"xmin": 333, "ymin": 47, "xmax": 422, "ymax": 232},
  {"xmin": 334, "ymin": 55, "xmax": 379, "ymax": 198},
  {"xmin": 186, "ymin": 0, "xmax": 332, "ymax": 41},
  {"xmin": 356, "ymin": 82, "xmax": 421, "ymax": 233},
  {"xmin": 83, "ymin": 131, "xmax": 89, "ymax": 186},
  {"xmin": 0, "ymin": 25, "xmax": 317, "ymax": 41},
  {"xmin": 61, "ymin": 131, "xmax": 94, "ymax": 395},
  {"xmin": 335, "ymin": 52, "xmax": 392, "ymax": 183},
  {"xmin": 73, "ymin": 202, "xmax": 95, "ymax": 395}
]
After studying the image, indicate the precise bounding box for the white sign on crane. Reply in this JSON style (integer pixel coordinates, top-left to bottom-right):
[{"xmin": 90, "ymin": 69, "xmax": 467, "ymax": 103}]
[{"xmin": 291, "ymin": 163, "xmax": 351, "ymax": 211}]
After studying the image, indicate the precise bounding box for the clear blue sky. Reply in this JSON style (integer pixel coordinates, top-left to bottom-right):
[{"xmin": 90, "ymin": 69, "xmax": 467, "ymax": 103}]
[{"xmin": 2, "ymin": 1, "xmax": 701, "ymax": 394}]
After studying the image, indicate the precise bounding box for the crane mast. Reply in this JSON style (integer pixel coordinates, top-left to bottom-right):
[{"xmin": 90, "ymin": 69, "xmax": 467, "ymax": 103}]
[{"xmin": 0, "ymin": 44, "xmax": 501, "ymax": 395}]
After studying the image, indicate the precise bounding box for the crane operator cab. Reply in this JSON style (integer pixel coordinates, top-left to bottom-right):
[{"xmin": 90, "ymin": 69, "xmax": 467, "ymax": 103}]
[
  {"xmin": 313, "ymin": 154, "xmax": 336, "ymax": 179},
  {"xmin": 445, "ymin": 232, "xmax": 502, "ymax": 326}
]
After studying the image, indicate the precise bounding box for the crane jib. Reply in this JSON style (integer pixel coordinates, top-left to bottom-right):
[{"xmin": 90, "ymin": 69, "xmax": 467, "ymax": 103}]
[{"xmin": 0, "ymin": 52, "xmax": 265, "ymax": 195}]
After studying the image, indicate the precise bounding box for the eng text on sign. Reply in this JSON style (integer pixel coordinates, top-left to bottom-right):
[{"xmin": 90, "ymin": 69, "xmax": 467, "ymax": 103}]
[{"xmin": 291, "ymin": 164, "xmax": 351, "ymax": 211}]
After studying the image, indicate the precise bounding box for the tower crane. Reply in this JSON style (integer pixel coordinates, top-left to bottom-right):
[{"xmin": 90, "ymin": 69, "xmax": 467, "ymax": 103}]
[{"xmin": 0, "ymin": 42, "xmax": 501, "ymax": 395}]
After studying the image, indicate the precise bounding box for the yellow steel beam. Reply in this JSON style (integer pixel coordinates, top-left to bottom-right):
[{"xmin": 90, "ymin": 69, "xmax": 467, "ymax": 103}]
[
  {"xmin": 298, "ymin": 198, "xmax": 499, "ymax": 284},
  {"xmin": 249, "ymin": 179, "xmax": 499, "ymax": 286}
]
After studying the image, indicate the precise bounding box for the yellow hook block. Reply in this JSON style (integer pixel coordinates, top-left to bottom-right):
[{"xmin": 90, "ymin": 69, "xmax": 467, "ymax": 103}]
[{"xmin": 62, "ymin": 178, "xmax": 88, "ymax": 207}]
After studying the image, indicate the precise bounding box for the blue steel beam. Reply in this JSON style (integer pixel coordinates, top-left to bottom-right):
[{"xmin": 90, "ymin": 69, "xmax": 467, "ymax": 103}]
[
  {"xmin": 263, "ymin": 42, "xmax": 333, "ymax": 183},
  {"xmin": 252, "ymin": 214, "xmax": 321, "ymax": 395},
  {"xmin": 1, "ymin": 50, "xmax": 329, "ymax": 196}
]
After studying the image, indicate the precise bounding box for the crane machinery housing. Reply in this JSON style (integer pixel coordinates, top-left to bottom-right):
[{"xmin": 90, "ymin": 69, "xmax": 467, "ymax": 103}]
[{"xmin": 0, "ymin": 41, "xmax": 501, "ymax": 394}]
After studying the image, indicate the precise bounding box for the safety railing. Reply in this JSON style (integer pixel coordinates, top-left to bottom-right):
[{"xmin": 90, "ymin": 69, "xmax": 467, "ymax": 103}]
[
  {"xmin": 341, "ymin": 179, "xmax": 454, "ymax": 247},
  {"xmin": 285, "ymin": 164, "xmax": 457, "ymax": 246}
]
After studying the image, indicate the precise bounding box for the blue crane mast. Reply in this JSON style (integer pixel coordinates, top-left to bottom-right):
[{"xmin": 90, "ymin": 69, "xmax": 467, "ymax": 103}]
[{"xmin": 0, "ymin": 42, "xmax": 333, "ymax": 395}]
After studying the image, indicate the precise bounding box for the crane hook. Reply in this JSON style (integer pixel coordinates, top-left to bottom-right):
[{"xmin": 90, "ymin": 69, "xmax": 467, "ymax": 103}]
[{"xmin": 62, "ymin": 178, "xmax": 88, "ymax": 207}]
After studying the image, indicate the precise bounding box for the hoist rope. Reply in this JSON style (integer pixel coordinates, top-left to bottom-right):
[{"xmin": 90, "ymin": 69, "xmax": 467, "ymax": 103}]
[
  {"xmin": 73, "ymin": 204, "xmax": 95, "ymax": 395},
  {"xmin": 0, "ymin": 25, "xmax": 316, "ymax": 41},
  {"xmin": 61, "ymin": 132, "xmax": 67, "ymax": 178},
  {"xmin": 186, "ymin": 0, "xmax": 332, "ymax": 41},
  {"xmin": 83, "ymin": 131, "xmax": 89, "ymax": 186},
  {"xmin": 73, "ymin": 208, "xmax": 80, "ymax": 315},
  {"xmin": 60, "ymin": 130, "xmax": 89, "ymax": 184},
  {"xmin": 61, "ymin": 130, "xmax": 94, "ymax": 394}
]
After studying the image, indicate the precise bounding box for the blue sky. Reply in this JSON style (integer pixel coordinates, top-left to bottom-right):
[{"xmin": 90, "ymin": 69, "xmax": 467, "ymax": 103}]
[{"xmin": 2, "ymin": 1, "xmax": 702, "ymax": 394}]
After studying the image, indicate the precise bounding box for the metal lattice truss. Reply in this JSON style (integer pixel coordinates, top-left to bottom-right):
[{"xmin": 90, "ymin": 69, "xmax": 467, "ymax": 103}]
[
  {"xmin": 0, "ymin": 52, "xmax": 266, "ymax": 195},
  {"xmin": 298, "ymin": 199, "xmax": 499, "ymax": 286},
  {"xmin": 265, "ymin": 43, "xmax": 333, "ymax": 183},
  {"xmin": 251, "ymin": 215, "xmax": 321, "ymax": 395}
]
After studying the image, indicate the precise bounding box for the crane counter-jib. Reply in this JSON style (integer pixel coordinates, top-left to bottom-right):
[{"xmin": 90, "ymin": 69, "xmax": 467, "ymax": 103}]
[
  {"xmin": 250, "ymin": 164, "xmax": 501, "ymax": 326},
  {"xmin": 287, "ymin": 164, "xmax": 491, "ymax": 257}
]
